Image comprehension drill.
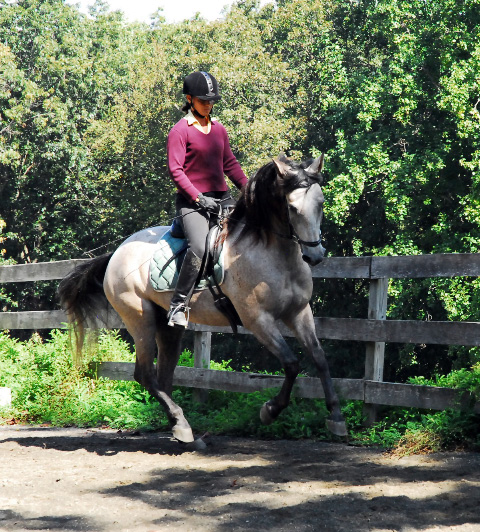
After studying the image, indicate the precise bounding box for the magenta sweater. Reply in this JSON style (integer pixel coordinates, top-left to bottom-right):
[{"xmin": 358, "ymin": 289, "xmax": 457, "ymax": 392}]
[{"xmin": 167, "ymin": 118, "xmax": 248, "ymax": 203}]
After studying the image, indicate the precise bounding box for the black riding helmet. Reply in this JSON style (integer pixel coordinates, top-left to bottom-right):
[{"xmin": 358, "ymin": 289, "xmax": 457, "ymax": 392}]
[{"xmin": 183, "ymin": 71, "xmax": 221, "ymax": 101}]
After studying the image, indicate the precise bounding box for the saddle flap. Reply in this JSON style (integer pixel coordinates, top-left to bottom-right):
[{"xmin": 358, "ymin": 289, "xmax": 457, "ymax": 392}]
[
  {"xmin": 149, "ymin": 229, "xmax": 225, "ymax": 292},
  {"xmin": 204, "ymin": 224, "xmax": 222, "ymax": 272}
]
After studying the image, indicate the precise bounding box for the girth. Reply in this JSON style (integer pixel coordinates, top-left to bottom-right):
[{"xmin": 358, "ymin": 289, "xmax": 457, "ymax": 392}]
[{"xmin": 202, "ymin": 224, "xmax": 243, "ymax": 334}]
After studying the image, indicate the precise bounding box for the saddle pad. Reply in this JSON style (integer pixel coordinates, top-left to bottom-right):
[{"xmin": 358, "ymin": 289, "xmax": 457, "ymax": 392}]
[{"xmin": 149, "ymin": 230, "xmax": 225, "ymax": 292}]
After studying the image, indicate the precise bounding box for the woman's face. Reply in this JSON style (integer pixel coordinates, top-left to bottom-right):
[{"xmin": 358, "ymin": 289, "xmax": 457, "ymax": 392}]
[{"xmin": 188, "ymin": 96, "xmax": 214, "ymax": 116}]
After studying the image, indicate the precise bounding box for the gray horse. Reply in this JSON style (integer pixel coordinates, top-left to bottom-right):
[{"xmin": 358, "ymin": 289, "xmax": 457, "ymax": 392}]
[{"xmin": 59, "ymin": 154, "xmax": 347, "ymax": 445}]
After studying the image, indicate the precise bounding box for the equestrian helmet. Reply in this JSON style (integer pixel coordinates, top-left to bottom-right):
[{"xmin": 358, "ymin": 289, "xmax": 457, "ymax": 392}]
[{"xmin": 183, "ymin": 71, "xmax": 221, "ymax": 101}]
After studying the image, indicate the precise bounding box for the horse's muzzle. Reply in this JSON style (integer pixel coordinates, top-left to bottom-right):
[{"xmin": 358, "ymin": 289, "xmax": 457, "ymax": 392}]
[
  {"xmin": 302, "ymin": 254, "xmax": 323, "ymax": 266},
  {"xmin": 302, "ymin": 245, "xmax": 325, "ymax": 266}
]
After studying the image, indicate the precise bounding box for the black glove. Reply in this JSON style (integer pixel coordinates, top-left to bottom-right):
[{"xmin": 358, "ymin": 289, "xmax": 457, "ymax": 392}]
[{"xmin": 196, "ymin": 193, "xmax": 220, "ymax": 213}]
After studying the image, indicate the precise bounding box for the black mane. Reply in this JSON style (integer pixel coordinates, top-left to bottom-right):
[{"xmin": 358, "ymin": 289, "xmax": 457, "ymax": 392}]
[{"xmin": 226, "ymin": 157, "xmax": 321, "ymax": 244}]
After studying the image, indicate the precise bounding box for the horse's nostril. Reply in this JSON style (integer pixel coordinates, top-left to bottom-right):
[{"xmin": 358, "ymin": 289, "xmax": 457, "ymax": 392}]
[{"xmin": 302, "ymin": 254, "xmax": 323, "ymax": 266}]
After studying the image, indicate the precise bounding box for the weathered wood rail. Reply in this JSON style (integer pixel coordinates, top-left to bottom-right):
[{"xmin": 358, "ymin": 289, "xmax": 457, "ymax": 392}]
[{"xmin": 1, "ymin": 252, "xmax": 479, "ymax": 415}]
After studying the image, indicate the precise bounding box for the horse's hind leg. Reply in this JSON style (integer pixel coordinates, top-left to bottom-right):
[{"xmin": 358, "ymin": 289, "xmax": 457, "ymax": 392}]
[
  {"xmin": 153, "ymin": 309, "xmax": 207, "ymax": 449},
  {"xmin": 285, "ymin": 307, "xmax": 347, "ymax": 436},
  {"xmin": 122, "ymin": 301, "xmax": 195, "ymax": 443},
  {"xmin": 153, "ymin": 307, "xmax": 198, "ymax": 443}
]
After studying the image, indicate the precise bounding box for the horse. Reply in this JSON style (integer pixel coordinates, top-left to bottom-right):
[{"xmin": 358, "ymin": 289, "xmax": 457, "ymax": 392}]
[{"xmin": 58, "ymin": 154, "xmax": 347, "ymax": 446}]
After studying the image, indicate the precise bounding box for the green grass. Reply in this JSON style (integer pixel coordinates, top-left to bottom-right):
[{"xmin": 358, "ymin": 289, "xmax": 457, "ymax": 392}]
[{"xmin": 0, "ymin": 329, "xmax": 479, "ymax": 452}]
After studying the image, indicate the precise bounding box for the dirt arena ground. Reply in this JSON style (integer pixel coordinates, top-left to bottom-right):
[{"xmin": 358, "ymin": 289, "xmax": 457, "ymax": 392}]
[{"xmin": 0, "ymin": 425, "xmax": 479, "ymax": 532}]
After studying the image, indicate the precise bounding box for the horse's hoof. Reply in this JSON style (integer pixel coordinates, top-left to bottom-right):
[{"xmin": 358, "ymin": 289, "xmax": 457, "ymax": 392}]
[
  {"xmin": 172, "ymin": 425, "xmax": 195, "ymax": 443},
  {"xmin": 326, "ymin": 419, "xmax": 348, "ymax": 437},
  {"xmin": 260, "ymin": 402, "xmax": 274, "ymax": 425},
  {"xmin": 185, "ymin": 438, "xmax": 208, "ymax": 451}
]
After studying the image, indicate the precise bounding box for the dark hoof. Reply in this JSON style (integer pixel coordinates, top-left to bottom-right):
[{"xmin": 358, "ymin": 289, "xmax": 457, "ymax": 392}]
[{"xmin": 326, "ymin": 418, "xmax": 348, "ymax": 437}]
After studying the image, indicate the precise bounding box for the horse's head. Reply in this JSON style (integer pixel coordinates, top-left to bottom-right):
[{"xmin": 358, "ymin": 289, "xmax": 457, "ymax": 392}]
[{"xmin": 273, "ymin": 154, "xmax": 326, "ymax": 266}]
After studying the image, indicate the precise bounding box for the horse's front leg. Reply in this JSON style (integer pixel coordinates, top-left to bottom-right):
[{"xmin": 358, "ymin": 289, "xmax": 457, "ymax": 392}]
[
  {"xmin": 246, "ymin": 316, "xmax": 300, "ymax": 424},
  {"xmin": 285, "ymin": 306, "xmax": 347, "ymax": 437}
]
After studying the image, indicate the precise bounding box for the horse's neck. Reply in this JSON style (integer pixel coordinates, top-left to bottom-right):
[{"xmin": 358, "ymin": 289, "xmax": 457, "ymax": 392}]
[{"xmin": 226, "ymin": 221, "xmax": 304, "ymax": 269}]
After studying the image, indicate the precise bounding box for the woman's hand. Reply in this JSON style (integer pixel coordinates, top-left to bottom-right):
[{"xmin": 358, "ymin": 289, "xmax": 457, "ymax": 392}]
[{"xmin": 196, "ymin": 194, "xmax": 220, "ymax": 213}]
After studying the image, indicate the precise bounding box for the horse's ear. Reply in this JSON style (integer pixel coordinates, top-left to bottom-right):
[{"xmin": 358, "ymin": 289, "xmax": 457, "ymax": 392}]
[
  {"xmin": 306, "ymin": 153, "xmax": 324, "ymax": 176},
  {"xmin": 272, "ymin": 154, "xmax": 291, "ymax": 178}
]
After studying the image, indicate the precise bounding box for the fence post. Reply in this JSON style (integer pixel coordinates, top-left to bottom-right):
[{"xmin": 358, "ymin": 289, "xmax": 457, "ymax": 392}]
[
  {"xmin": 363, "ymin": 277, "xmax": 389, "ymax": 425},
  {"xmin": 193, "ymin": 330, "xmax": 211, "ymax": 403},
  {"xmin": 0, "ymin": 387, "xmax": 11, "ymax": 407}
]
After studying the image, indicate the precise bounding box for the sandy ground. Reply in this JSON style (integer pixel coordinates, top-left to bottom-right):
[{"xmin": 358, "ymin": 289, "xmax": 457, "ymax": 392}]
[{"xmin": 0, "ymin": 425, "xmax": 479, "ymax": 532}]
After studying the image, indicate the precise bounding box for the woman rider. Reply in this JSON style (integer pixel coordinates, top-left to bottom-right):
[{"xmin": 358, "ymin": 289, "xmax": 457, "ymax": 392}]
[{"xmin": 166, "ymin": 71, "xmax": 248, "ymax": 328}]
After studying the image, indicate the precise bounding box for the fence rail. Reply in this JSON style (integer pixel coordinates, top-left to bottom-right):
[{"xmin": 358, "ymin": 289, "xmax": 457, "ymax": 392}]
[{"xmin": 1, "ymin": 250, "xmax": 480, "ymax": 416}]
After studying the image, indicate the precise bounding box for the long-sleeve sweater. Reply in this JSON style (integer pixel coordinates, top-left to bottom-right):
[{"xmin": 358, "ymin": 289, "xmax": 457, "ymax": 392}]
[{"xmin": 167, "ymin": 117, "xmax": 248, "ymax": 203}]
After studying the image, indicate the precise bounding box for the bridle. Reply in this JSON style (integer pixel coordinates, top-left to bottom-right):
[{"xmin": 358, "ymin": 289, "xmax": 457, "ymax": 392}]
[{"xmin": 284, "ymin": 193, "xmax": 323, "ymax": 248}]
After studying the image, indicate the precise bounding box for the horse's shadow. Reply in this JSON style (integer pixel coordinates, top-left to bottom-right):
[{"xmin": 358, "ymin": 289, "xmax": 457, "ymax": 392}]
[{"xmin": 1, "ymin": 427, "xmax": 189, "ymax": 456}]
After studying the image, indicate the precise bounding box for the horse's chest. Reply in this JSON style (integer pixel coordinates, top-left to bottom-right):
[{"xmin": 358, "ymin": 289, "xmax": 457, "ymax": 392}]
[
  {"xmin": 282, "ymin": 272, "xmax": 312, "ymax": 303},
  {"xmin": 255, "ymin": 269, "xmax": 312, "ymax": 311},
  {"xmin": 225, "ymin": 244, "xmax": 312, "ymax": 307}
]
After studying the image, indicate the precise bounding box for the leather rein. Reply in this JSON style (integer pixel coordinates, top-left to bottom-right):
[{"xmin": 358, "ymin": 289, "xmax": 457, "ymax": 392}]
[{"xmin": 175, "ymin": 193, "xmax": 323, "ymax": 250}]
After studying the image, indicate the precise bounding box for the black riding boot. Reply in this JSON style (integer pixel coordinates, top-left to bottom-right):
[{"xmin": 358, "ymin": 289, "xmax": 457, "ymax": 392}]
[{"xmin": 167, "ymin": 249, "xmax": 203, "ymax": 328}]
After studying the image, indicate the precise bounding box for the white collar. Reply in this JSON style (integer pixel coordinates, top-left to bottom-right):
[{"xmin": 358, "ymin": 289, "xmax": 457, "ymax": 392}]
[{"xmin": 184, "ymin": 109, "xmax": 216, "ymax": 131}]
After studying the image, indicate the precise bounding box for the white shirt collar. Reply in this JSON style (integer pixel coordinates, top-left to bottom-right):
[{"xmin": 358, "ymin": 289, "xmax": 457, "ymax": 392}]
[{"xmin": 184, "ymin": 109, "xmax": 216, "ymax": 132}]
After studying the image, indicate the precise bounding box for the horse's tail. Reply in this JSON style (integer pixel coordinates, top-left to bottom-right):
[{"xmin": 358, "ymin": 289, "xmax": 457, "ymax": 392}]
[{"xmin": 58, "ymin": 253, "xmax": 113, "ymax": 364}]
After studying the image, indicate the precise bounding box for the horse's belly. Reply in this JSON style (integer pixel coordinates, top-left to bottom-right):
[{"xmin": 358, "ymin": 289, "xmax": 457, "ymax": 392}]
[{"xmin": 148, "ymin": 288, "xmax": 231, "ymax": 327}]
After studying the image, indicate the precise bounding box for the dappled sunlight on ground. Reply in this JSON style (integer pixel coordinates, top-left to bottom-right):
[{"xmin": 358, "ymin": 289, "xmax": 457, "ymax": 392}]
[{"xmin": 0, "ymin": 426, "xmax": 479, "ymax": 531}]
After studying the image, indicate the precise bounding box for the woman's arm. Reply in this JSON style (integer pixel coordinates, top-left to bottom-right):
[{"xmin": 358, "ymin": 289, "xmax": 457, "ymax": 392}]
[
  {"xmin": 167, "ymin": 128, "xmax": 201, "ymax": 202},
  {"xmin": 222, "ymin": 128, "xmax": 248, "ymax": 189}
]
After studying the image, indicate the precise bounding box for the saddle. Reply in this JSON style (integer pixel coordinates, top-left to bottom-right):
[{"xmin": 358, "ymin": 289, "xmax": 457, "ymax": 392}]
[
  {"xmin": 149, "ymin": 215, "xmax": 242, "ymax": 333},
  {"xmin": 149, "ymin": 229, "xmax": 224, "ymax": 292}
]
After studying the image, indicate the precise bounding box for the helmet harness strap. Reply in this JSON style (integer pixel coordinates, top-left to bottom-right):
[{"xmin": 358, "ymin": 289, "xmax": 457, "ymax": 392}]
[{"xmin": 190, "ymin": 101, "xmax": 208, "ymax": 120}]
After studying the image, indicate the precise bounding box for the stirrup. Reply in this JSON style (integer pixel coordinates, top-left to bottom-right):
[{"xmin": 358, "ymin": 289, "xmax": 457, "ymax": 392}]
[{"xmin": 167, "ymin": 303, "xmax": 189, "ymax": 328}]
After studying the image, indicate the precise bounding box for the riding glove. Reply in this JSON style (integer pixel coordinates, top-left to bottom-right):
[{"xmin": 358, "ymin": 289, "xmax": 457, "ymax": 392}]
[{"xmin": 196, "ymin": 193, "xmax": 219, "ymax": 213}]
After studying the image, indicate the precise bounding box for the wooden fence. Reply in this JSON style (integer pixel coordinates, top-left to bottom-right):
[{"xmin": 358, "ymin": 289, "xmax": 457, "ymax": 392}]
[{"xmin": 1, "ymin": 251, "xmax": 480, "ymax": 418}]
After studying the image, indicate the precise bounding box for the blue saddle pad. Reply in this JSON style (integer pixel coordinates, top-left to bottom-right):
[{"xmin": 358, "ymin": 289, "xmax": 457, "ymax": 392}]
[{"xmin": 149, "ymin": 230, "xmax": 225, "ymax": 292}]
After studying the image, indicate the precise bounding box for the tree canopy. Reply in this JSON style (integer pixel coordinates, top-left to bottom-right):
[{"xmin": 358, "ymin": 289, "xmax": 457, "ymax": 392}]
[{"xmin": 1, "ymin": 0, "xmax": 479, "ymax": 379}]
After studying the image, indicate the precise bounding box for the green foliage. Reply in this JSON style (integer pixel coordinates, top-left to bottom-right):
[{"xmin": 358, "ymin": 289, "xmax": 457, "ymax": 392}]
[
  {"xmin": 1, "ymin": 330, "xmax": 479, "ymax": 452},
  {"xmin": 176, "ymin": 387, "xmax": 331, "ymax": 439},
  {"xmin": 0, "ymin": 329, "xmax": 331, "ymax": 437},
  {"xmin": 409, "ymin": 363, "xmax": 480, "ymax": 399},
  {"xmin": 0, "ymin": 329, "xmax": 162, "ymax": 428},
  {"xmin": 352, "ymin": 363, "xmax": 480, "ymax": 452},
  {"xmin": 350, "ymin": 404, "xmax": 480, "ymax": 453}
]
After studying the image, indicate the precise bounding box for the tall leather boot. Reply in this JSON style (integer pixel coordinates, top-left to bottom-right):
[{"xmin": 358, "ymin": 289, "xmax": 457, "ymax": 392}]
[{"xmin": 167, "ymin": 249, "xmax": 203, "ymax": 328}]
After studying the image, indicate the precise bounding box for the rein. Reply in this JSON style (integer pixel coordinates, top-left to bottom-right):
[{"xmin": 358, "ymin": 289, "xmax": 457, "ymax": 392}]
[
  {"xmin": 215, "ymin": 194, "xmax": 323, "ymax": 249},
  {"xmin": 80, "ymin": 193, "xmax": 322, "ymax": 258},
  {"xmin": 216, "ymin": 197, "xmax": 323, "ymax": 249}
]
